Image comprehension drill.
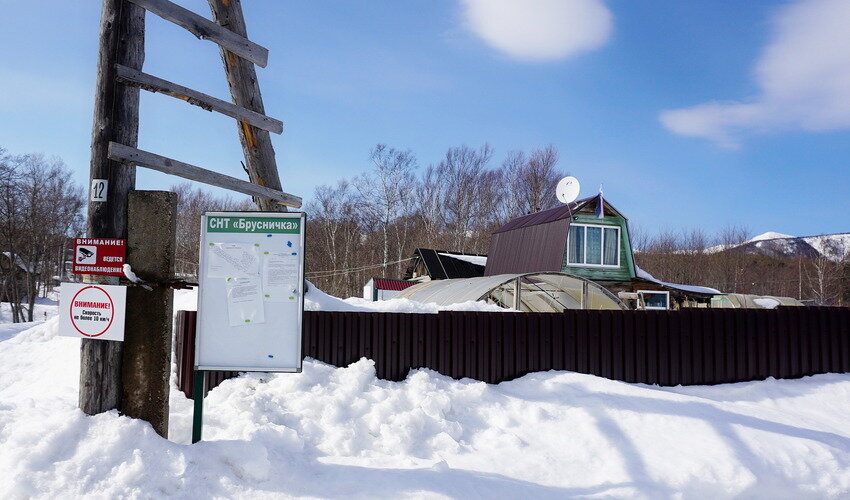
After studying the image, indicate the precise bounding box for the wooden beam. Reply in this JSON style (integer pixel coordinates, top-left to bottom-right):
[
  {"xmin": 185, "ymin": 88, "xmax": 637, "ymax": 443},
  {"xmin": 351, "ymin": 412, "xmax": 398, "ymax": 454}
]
[
  {"xmin": 127, "ymin": 0, "xmax": 268, "ymax": 67},
  {"xmin": 115, "ymin": 64, "xmax": 283, "ymax": 134},
  {"xmin": 108, "ymin": 142, "xmax": 302, "ymax": 208},
  {"xmin": 208, "ymin": 0, "xmax": 285, "ymax": 212}
]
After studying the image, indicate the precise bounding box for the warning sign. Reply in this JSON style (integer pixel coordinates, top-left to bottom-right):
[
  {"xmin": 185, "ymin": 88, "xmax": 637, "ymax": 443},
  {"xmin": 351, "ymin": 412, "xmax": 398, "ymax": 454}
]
[
  {"xmin": 59, "ymin": 283, "xmax": 126, "ymax": 341},
  {"xmin": 72, "ymin": 238, "xmax": 126, "ymax": 276}
]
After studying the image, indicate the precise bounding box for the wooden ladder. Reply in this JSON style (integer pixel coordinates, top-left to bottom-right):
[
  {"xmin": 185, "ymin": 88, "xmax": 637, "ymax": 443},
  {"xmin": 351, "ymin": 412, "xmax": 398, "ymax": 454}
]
[{"xmin": 106, "ymin": 0, "xmax": 300, "ymax": 210}]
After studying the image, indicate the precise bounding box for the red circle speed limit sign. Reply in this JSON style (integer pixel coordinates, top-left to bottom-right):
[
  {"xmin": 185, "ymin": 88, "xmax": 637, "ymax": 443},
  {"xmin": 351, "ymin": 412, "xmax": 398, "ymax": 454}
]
[
  {"xmin": 59, "ymin": 283, "xmax": 126, "ymax": 341},
  {"xmin": 69, "ymin": 285, "xmax": 116, "ymax": 337}
]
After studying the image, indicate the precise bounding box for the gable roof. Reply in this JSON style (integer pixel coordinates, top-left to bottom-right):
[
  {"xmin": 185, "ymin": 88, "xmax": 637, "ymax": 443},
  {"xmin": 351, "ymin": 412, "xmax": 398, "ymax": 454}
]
[
  {"xmin": 492, "ymin": 195, "xmax": 625, "ymax": 234},
  {"xmin": 370, "ymin": 278, "xmax": 418, "ymax": 291},
  {"xmin": 404, "ymin": 248, "xmax": 486, "ymax": 280}
]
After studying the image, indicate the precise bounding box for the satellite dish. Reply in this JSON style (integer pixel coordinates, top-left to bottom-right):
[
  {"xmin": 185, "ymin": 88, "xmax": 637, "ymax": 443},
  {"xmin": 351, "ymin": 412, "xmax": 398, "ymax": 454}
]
[{"xmin": 556, "ymin": 176, "xmax": 580, "ymax": 204}]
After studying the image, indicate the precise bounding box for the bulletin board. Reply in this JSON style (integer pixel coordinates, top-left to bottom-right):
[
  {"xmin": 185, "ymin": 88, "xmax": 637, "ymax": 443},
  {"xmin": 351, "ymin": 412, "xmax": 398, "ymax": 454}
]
[{"xmin": 195, "ymin": 211, "xmax": 305, "ymax": 372}]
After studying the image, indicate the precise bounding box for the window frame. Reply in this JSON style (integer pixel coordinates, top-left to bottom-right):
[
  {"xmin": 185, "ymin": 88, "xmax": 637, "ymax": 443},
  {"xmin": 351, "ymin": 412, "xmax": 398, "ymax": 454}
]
[
  {"xmin": 637, "ymin": 290, "xmax": 670, "ymax": 310},
  {"xmin": 567, "ymin": 223, "xmax": 621, "ymax": 268}
]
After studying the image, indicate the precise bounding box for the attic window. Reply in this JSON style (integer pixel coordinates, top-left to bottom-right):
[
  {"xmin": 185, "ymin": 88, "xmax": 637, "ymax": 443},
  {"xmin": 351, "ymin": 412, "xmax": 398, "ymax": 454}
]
[{"xmin": 567, "ymin": 224, "xmax": 620, "ymax": 268}]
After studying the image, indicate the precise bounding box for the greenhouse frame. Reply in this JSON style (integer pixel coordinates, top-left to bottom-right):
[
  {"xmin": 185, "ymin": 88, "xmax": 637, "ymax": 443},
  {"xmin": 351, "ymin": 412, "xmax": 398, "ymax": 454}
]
[{"xmin": 395, "ymin": 272, "xmax": 627, "ymax": 312}]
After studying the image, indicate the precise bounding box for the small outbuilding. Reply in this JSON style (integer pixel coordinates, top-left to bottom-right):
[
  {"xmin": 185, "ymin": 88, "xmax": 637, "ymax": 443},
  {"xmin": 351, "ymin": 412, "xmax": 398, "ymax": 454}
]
[
  {"xmin": 362, "ymin": 277, "xmax": 418, "ymax": 301},
  {"xmin": 403, "ymin": 248, "xmax": 487, "ymax": 282}
]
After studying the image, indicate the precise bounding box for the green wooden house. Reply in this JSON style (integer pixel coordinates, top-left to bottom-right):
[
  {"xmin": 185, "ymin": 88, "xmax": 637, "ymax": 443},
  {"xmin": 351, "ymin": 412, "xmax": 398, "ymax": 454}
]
[{"xmin": 486, "ymin": 195, "xmax": 718, "ymax": 309}]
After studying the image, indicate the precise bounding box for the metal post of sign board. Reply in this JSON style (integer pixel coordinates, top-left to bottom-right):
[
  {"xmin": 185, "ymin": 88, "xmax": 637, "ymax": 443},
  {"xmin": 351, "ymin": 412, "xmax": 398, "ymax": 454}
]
[
  {"xmin": 192, "ymin": 370, "xmax": 205, "ymax": 443},
  {"xmin": 192, "ymin": 211, "xmax": 306, "ymax": 442}
]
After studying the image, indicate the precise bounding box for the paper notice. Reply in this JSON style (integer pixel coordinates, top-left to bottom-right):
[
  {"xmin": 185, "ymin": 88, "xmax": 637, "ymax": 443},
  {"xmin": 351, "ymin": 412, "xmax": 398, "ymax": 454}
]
[
  {"xmin": 226, "ymin": 276, "xmax": 265, "ymax": 326},
  {"xmin": 207, "ymin": 243, "xmax": 259, "ymax": 278},
  {"xmin": 262, "ymin": 251, "xmax": 299, "ymax": 302}
]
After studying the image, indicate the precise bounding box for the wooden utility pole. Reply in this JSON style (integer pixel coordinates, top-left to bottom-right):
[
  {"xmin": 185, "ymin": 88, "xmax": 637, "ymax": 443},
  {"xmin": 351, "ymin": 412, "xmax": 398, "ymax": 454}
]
[
  {"xmin": 80, "ymin": 0, "xmax": 145, "ymax": 415},
  {"xmin": 208, "ymin": 0, "xmax": 285, "ymax": 212},
  {"xmin": 80, "ymin": 0, "xmax": 298, "ymax": 432}
]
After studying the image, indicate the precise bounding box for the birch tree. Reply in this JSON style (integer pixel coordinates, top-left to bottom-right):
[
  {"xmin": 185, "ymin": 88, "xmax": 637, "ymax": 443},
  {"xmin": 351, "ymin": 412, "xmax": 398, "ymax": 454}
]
[{"xmin": 354, "ymin": 144, "xmax": 418, "ymax": 275}]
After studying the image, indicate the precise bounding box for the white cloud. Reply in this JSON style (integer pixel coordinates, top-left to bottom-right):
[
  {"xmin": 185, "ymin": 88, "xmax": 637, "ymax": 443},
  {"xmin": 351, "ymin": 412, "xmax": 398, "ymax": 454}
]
[
  {"xmin": 460, "ymin": 0, "xmax": 612, "ymax": 62},
  {"xmin": 661, "ymin": 0, "xmax": 850, "ymax": 147}
]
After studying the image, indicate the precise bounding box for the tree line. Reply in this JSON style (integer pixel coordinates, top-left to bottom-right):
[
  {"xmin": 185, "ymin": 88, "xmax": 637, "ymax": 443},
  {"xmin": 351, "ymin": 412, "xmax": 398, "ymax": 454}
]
[
  {"xmin": 0, "ymin": 148, "xmax": 84, "ymax": 322},
  {"xmin": 305, "ymin": 144, "xmax": 565, "ymax": 297},
  {"xmin": 633, "ymin": 226, "xmax": 850, "ymax": 306},
  {"xmin": 3, "ymin": 143, "xmax": 846, "ymax": 323}
]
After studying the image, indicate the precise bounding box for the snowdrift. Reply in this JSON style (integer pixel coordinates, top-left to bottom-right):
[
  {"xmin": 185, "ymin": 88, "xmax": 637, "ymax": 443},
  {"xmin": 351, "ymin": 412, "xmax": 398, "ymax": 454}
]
[{"xmin": 0, "ymin": 296, "xmax": 849, "ymax": 497}]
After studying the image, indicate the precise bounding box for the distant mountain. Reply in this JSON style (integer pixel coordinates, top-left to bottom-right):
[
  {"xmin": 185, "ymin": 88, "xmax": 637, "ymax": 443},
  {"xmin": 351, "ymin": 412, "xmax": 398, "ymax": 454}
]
[{"xmin": 706, "ymin": 232, "xmax": 850, "ymax": 262}]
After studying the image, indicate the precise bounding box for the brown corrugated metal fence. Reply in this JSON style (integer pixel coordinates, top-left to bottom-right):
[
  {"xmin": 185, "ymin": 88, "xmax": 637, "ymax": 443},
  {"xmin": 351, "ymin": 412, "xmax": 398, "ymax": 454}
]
[{"xmin": 175, "ymin": 307, "xmax": 850, "ymax": 397}]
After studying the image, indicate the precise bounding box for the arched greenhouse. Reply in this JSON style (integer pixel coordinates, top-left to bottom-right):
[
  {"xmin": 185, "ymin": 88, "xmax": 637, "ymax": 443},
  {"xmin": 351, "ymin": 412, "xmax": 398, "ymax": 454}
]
[{"xmin": 396, "ymin": 272, "xmax": 627, "ymax": 312}]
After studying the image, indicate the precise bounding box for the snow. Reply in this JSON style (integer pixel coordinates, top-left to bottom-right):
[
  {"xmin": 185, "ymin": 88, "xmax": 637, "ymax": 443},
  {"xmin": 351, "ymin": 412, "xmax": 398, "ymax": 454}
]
[
  {"xmin": 1, "ymin": 310, "xmax": 850, "ymax": 497},
  {"xmin": 706, "ymin": 232, "xmax": 850, "ymax": 262},
  {"xmin": 635, "ymin": 265, "xmax": 721, "ymax": 295},
  {"xmin": 437, "ymin": 252, "xmax": 487, "ymax": 267},
  {"xmin": 175, "ymin": 283, "xmax": 512, "ymax": 314},
  {"xmin": 746, "ymin": 231, "xmax": 794, "ymax": 243},
  {"xmin": 0, "ymin": 295, "xmax": 59, "ymax": 323},
  {"xmin": 753, "ymin": 298, "xmax": 781, "ymax": 309},
  {"xmin": 803, "ymin": 233, "xmax": 850, "ymax": 262}
]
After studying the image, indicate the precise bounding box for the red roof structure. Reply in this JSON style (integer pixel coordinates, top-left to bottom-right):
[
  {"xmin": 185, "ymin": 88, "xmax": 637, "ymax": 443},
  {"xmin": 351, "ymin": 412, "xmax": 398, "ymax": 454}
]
[{"xmin": 371, "ymin": 278, "xmax": 418, "ymax": 291}]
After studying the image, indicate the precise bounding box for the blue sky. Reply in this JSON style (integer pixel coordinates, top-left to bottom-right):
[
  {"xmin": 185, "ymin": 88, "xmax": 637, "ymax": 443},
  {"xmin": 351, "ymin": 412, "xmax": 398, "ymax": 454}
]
[{"xmin": 1, "ymin": 0, "xmax": 849, "ymax": 238}]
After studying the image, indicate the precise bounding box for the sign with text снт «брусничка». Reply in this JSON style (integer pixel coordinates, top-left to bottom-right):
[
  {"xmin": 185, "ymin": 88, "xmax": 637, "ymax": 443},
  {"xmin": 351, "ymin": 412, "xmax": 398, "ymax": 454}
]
[{"xmin": 196, "ymin": 212, "xmax": 305, "ymax": 372}]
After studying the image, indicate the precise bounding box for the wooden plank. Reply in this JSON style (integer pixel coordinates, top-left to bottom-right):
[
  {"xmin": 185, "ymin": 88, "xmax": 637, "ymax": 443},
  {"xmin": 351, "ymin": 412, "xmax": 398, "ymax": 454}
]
[
  {"xmin": 208, "ymin": 0, "xmax": 285, "ymax": 212},
  {"xmin": 108, "ymin": 142, "xmax": 302, "ymax": 208},
  {"xmin": 115, "ymin": 64, "xmax": 282, "ymax": 134},
  {"xmin": 127, "ymin": 0, "xmax": 268, "ymax": 67}
]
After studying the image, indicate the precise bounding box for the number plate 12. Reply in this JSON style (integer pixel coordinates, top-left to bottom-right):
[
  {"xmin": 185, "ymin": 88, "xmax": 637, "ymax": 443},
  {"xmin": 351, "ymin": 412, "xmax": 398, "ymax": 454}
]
[{"xmin": 91, "ymin": 179, "xmax": 108, "ymax": 202}]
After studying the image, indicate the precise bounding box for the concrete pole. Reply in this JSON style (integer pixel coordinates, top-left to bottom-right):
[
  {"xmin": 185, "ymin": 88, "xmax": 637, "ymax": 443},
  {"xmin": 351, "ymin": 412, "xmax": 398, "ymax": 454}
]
[{"xmin": 121, "ymin": 191, "xmax": 177, "ymax": 438}]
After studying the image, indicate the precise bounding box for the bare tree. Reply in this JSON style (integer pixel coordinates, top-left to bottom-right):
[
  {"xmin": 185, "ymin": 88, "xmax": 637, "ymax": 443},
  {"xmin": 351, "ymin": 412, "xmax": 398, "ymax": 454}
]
[
  {"xmin": 500, "ymin": 145, "xmax": 563, "ymax": 220},
  {"xmin": 306, "ymin": 180, "xmax": 362, "ymax": 296},
  {"xmin": 805, "ymin": 255, "xmax": 841, "ymax": 305},
  {"xmin": 0, "ymin": 152, "xmax": 83, "ymax": 322},
  {"xmin": 171, "ymin": 182, "xmax": 252, "ymax": 278},
  {"xmin": 428, "ymin": 144, "xmax": 496, "ymax": 251},
  {"xmin": 354, "ymin": 145, "xmax": 418, "ymax": 276}
]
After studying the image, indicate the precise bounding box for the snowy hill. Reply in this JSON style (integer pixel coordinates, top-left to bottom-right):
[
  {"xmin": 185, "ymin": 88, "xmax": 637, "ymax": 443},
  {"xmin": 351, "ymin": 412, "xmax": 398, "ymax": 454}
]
[
  {"xmin": 707, "ymin": 231, "xmax": 850, "ymax": 262},
  {"xmin": 1, "ymin": 297, "xmax": 850, "ymax": 497}
]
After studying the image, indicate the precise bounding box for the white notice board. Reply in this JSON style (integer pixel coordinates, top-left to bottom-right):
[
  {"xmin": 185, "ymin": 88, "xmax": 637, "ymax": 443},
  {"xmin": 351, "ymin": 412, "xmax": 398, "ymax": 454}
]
[{"xmin": 196, "ymin": 211, "xmax": 305, "ymax": 372}]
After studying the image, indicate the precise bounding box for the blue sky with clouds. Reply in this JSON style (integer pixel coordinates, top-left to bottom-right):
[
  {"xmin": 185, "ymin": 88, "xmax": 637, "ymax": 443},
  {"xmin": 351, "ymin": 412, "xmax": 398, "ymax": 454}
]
[{"xmin": 1, "ymin": 0, "xmax": 848, "ymax": 238}]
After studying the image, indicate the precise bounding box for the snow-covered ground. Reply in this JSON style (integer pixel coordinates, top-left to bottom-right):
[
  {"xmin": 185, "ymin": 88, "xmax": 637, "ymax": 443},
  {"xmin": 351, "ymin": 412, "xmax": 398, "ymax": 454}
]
[
  {"xmin": 0, "ymin": 294, "xmax": 59, "ymax": 323},
  {"xmin": 1, "ymin": 293, "xmax": 849, "ymax": 497},
  {"xmin": 174, "ymin": 283, "xmax": 514, "ymax": 314}
]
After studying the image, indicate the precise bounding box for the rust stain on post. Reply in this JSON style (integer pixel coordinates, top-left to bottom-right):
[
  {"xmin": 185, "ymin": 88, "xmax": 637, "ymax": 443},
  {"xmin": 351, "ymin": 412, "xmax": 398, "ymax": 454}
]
[{"xmin": 240, "ymin": 121, "xmax": 257, "ymax": 148}]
